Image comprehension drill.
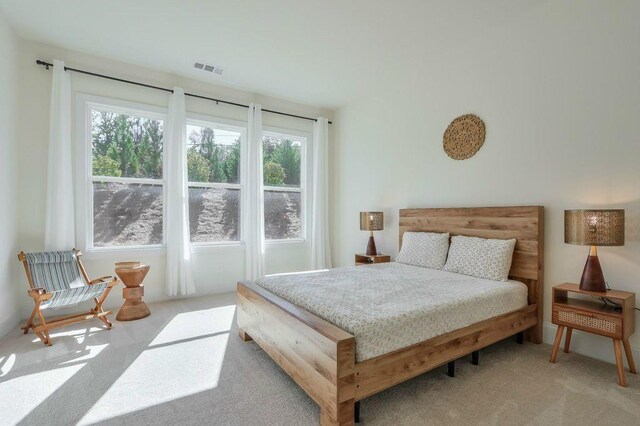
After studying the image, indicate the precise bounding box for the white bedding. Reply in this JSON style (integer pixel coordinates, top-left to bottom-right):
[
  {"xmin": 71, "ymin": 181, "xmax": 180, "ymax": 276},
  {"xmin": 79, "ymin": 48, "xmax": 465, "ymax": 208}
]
[{"xmin": 256, "ymin": 262, "xmax": 528, "ymax": 362}]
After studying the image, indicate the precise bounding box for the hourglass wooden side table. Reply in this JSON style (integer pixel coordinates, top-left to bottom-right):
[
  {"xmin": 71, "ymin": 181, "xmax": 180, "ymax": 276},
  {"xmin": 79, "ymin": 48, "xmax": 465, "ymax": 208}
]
[{"xmin": 115, "ymin": 262, "xmax": 151, "ymax": 321}]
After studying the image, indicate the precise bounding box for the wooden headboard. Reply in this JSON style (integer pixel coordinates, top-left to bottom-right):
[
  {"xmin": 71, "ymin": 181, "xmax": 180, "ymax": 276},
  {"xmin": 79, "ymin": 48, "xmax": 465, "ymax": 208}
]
[{"xmin": 399, "ymin": 206, "xmax": 544, "ymax": 342}]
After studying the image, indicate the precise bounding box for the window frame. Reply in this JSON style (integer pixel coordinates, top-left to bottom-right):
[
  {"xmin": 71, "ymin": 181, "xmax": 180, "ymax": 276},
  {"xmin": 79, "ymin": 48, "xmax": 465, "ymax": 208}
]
[
  {"xmin": 262, "ymin": 126, "xmax": 310, "ymax": 244},
  {"xmin": 76, "ymin": 94, "xmax": 168, "ymax": 254},
  {"xmin": 185, "ymin": 113, "xmax": 247, "ymax": 248}
]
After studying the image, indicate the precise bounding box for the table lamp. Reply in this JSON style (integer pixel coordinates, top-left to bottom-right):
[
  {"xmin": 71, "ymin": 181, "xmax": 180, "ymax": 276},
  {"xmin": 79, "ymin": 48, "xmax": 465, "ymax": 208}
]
[
  {"xmin": 360, "ymin": 212, "xmax": 383, "ymax": 256},
  {"xmin": 564, "ymin": 209, "xmax": 625, "ymax": 292}
]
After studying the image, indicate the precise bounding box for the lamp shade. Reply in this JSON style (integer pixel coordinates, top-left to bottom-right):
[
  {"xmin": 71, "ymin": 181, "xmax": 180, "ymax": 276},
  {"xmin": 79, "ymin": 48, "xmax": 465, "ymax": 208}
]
[
  {"xmin": 564, "ymin": 209, "xmax": 624, "ymax": 246},
  {"xmin": 360, "ymin": 212, "xmax": 383, "ymax": 231}
]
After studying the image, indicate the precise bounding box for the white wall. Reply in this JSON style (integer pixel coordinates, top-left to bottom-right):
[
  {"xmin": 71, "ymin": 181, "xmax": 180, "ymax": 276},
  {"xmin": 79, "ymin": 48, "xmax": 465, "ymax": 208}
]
[
  {"xmin": 0, "ymin": 11, "xmax": 21, "ymax": 336},
  {"xmin": 13, "ymin": 39, "xmax": 333, "ymax": 323},
  {"xmin": 332, "ymin": 2, "xmax": 640, "ymax": 363}
]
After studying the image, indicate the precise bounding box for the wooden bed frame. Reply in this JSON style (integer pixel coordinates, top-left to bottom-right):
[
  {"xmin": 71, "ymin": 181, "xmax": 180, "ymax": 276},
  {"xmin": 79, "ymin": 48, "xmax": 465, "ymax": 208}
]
[{"xmin": 237, "ymin": 206, "xmax": 544, "ymax": 425}]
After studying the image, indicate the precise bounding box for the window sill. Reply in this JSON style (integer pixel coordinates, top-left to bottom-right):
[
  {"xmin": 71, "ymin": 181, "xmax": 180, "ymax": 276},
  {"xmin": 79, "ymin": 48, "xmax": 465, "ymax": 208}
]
[
  {"xmin": 265, "ymin": 238, "xmax": 307, "ymax": 246},
  {"xmin": 81, "ymin": 239, "xmax": 305, "ymax": 260},
  {"xmin": 83, "ymin": 245, "xmax": 166, "ymax": 260},
  {"xmin": 191, "ymin": 242, "xmax": 245, "ymax": 252}
]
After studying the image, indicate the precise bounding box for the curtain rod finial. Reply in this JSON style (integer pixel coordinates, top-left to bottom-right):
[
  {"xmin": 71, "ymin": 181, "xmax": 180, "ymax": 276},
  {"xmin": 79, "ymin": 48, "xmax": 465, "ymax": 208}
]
[{"xmin": 36, "ymin": 59, "xmax": 50, "ymax": 70}]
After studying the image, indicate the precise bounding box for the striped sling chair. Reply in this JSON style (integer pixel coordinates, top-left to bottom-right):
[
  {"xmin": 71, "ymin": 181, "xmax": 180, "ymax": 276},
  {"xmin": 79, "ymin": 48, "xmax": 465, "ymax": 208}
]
[{"xmin": 17, "ymin": 249, "xmax": 119, "ymax": 346}]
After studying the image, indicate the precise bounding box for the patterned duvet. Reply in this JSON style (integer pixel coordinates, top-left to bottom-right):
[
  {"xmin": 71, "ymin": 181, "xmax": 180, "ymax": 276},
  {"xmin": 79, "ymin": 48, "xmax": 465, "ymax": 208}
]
[{"xmin": 256, "ymin": 262, "xmax": 528, "ymax": 362}]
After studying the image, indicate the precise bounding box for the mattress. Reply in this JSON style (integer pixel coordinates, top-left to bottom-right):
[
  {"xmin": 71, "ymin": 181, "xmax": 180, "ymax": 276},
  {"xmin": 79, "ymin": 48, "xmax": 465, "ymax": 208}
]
[{"xmin": 255, "ymin": 262, "xmax": 528, "ymax": 362}]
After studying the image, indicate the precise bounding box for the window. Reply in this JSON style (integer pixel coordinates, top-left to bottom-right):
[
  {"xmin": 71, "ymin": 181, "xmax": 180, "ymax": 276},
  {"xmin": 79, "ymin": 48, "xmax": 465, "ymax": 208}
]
[
  {"xmin": 187, "ymin": 120, "xmax": 244, "ymax": 243},
  {"xmin": 88, "ymin": 104, "xmax": 165, "ymax": 248},
  {"xmin": 79, "ymin": 95, "xmax": 308, "ymax": 252},
  {"xmin": 263, "ymin": 131, "xmax": 305, "ymax": 240}
]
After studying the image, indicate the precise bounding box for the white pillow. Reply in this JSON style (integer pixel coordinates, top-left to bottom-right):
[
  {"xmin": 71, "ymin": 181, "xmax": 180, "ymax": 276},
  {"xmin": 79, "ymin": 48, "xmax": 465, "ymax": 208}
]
[
  {"xmin": 443, "ymin": 235, "xmax": 516, "ymax": 281},
  {"xmin": 396, "ymin": 232, "xmax": 450, "ymax": 269}
]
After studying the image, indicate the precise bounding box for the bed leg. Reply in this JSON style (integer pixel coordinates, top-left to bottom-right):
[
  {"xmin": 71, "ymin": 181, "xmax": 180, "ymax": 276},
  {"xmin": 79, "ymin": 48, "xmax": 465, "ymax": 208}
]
[
  {"xmin": 321, "ymin": 400, "xmax": 355, "ymax": 426},
  {"xmin": 525, "ymin": 319, "xmax": 543, "ymax": 344},
  {"xmin": 447, "ymin": 360, "xmax": 455, "ymax": 377},
  {"xmin": 471, "ymin": 350, "xmax": 479, "ymax": 366},
  {"xmin": 516, "ymin": 331, "xmax": 524, "ymax": 345},
  {"xmin": 238, "ymin": 328, "xmax": 253, "ymax": 341},
  {"xmin": 354, "ymin": 401, "xmax": 360, "ymax": 423}
]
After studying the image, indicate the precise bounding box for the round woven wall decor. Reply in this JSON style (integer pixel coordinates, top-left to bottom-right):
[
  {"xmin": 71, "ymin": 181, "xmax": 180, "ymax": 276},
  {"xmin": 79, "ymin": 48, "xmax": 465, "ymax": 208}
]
[{"xmin": 443, "ymin": 114, "xmax": 486, "ymax": 160}]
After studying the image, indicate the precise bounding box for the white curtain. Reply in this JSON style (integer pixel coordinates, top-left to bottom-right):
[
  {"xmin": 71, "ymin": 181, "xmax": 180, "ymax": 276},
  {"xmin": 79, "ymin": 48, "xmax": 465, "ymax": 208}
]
[
  {"xmin": 165, "ymin": 87, "xmax": 196, "ymax": 296},
  {"xmin": 44, "ymin": 59, "xmax": 75, "ymax": 251},
  {"xmin": 245, "ymin": 103, "xmax": 265, "ymax": 280},
  {"xmin": 311, "ymin": 117, "xmax": 332, "ymax": 269}
]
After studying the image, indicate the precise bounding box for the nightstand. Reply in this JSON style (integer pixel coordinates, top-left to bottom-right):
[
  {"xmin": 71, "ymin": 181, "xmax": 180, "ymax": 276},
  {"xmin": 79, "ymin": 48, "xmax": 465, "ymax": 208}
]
[
  {"xmin": 550, "ymin": 283, "xmax": 636, "ymax": 386},
  {"xmin": 355, "ymin": 254, "xmax": 390, "ymax": 266}
]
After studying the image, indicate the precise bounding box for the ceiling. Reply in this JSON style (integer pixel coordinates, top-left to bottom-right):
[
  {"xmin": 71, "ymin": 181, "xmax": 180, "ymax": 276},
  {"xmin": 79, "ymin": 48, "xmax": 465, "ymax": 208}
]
[{"xmin": 0, "ymin": 0, "xmax": 536, "ymax": 109}]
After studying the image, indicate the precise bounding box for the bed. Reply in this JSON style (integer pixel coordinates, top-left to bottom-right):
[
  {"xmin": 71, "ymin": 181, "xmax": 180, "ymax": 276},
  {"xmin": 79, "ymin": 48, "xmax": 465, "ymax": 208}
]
[
  {"xmin": 237, "ymin": 206, "xmax": 544, "ymax": 425},
  {"xmin": 256, "ymin": 263, "xmax": 529, "ymax": 362}
]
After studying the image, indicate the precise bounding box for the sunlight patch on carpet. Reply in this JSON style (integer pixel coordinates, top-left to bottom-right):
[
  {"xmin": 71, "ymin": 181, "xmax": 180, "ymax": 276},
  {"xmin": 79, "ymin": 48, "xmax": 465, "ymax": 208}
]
[
  {"xmin": 149, "ymin": 304, "xmax": 236, "ymax": 346},
  {"xmin": 0, "ymin": 363, "xmax": 85, "ymax": 425},
  {"xmin": 0, "ymin": 354, "xmax": 16, "ymax": 377},
  {"xmin": 77, "ymin": 332, "xmax": 230, "ymax": 424},
  {"xmin": 31, "ymin": 325, "xmax": 105, "ymax": 345},
  {"xmin": 59, "ymin": 344, "xmax": 109, "ymax": 365}
]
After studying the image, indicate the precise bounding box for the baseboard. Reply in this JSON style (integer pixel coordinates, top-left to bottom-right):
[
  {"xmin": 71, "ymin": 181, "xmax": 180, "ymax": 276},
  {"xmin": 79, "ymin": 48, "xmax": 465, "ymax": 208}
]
[{"xmin": 543, "ymin": 322, "xmax": 640, "ymax": 366}]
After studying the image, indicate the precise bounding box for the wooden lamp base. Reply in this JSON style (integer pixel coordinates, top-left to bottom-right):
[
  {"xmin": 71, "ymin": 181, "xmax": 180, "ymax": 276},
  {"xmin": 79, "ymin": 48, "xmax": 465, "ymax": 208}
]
[
  {"xmin": 366, "ymin": 233, "xmax": 377, "ymax": 256},
  {"xmin": 579, "ymin": 246, "xmax": 606, "ymax": 293}
]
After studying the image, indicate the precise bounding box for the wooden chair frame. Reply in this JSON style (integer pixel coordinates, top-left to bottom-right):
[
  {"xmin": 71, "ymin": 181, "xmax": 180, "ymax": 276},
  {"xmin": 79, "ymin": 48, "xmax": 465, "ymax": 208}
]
[
  {"xmin": 237, "ymin": 206, "xmax": 544, "ymax": 425},
  {"xmin": 18, "ymin": 249, "xmax": 120, "ymax": 346}
]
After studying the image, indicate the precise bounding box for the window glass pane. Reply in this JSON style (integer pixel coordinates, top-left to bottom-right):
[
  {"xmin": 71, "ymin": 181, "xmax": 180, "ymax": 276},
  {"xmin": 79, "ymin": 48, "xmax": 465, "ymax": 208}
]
[
  {"xmin": 189, "ymin": 187, "xmax": 240, "ymax": 242},
  {"xmin": 187, "ymin": 124, "xmax": 241, "ymax": 184},
  {"xmin": 263, "ymin": 134, "xmax": 302, "ymax": 187},
  {"xmin": 93, "ymin": 182, "xmax": 163, "ymax": 247},
  {"xmin": 91, "ymin": 109, "xmax": 164, "ymax": 179},
  {"xmin": 264, "ymin": 190, "xmax": 301, "ymax": 240}
]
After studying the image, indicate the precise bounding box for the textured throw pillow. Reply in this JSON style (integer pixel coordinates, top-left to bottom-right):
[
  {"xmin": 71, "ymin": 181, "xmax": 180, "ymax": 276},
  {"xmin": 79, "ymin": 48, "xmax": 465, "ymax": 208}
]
[
  {"xmin": 443, "ymin": 235, "xmax": 516, "ymax": 281},
  {"xmin": 396, "ymin": 232, "xmax": 450, "ymax": 269}
]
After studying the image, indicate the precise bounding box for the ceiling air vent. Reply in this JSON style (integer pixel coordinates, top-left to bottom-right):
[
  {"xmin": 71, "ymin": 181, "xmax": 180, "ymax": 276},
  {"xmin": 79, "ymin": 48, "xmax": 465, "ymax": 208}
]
[{"xmin": 194, "ymin": 61, "xmax": 224, "ymax": 75}]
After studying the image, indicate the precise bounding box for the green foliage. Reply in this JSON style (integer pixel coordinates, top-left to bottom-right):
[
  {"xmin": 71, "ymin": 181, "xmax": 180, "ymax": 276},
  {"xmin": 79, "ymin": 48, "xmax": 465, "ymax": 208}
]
[
  {"xmin": 263, "ymin": 137, "xmax": 277, "ymax": 164},
  {"xmin": 91, "ymin": 112, "xmax": 303, "ymax": 188},
  {"xmin": 195, "ymin": 127, "xmax": 216, "ymax": 163},
  {"xmin": 92, "ymin": 111, "xmax": 117, "ymax": 157},
  {"xmin": 188, "ymin": 127, "xmax": 240, "ymax": 184},
  {"xmin": 91, "ymin": 110, "xmax": 163, "ymax": 179},
  {"xmin": 93, "ymin": 155, "xmax": 122, "ymax": 177},
  {"xmin": 137, "ymin": 120, "xmax": 163, "ymax": 178},
  {"xmin": 187, "ymin": 149, "xmax": 210, "ymax": 182},
  {"xmin": 209, "ymin": 145, "xmax": 227, "ymax": 182},
  {"xmin": 272, "ymin": 140, "xmax": 300, "ymax": 186},
  {"xmin": 225, "ymin": 140, "xmax": 240, "ymax": 184},
  {"xmin": 264, "ymin": 161, "xmax": 286, "ymax": 185},
  {"xmin": 263, "ymin": 137, "xmax": 301, "ymax": 186},
  {"xmin": 107, "ymin": 115, "xmax": 138, "ymax": 176}
]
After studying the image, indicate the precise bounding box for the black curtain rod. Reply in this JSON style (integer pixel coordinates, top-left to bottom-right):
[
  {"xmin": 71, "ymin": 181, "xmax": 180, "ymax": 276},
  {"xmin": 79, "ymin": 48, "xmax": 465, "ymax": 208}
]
[{"xmin": 36, "ymin": 60, "xmax": 332, "ymax": 124}]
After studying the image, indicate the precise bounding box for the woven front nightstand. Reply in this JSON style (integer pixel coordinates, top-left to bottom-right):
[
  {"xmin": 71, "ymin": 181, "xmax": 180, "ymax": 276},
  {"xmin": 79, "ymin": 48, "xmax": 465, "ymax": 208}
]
[{"xmin": 550, "ymin": 283, "xmax": 636, "ymax": 386}]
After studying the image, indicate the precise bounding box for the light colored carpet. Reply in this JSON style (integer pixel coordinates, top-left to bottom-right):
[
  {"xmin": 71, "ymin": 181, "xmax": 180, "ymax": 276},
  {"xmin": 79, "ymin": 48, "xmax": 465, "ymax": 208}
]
[{"xmin": 1, "ymin": 293, "xmax": 639, "ymax": 425}]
